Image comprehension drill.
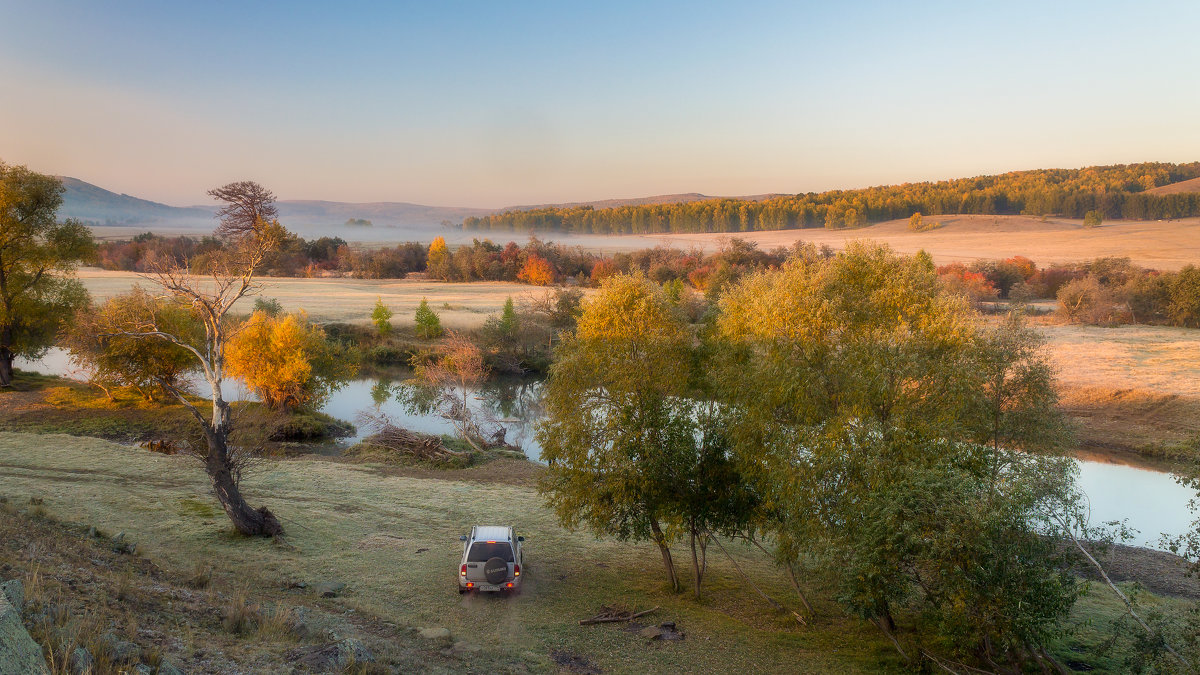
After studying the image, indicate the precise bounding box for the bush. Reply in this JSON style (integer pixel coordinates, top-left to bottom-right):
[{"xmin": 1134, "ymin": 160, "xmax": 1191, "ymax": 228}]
[
  {"xmin": 414, "ymin": 298, "xmax": 443, "ymax": 339},
  {"xmin": 1057, "ymin": 277, "xmax": 1127, "ymax": 325},
  {"xmin": 1083, "ymin": 209, "xmax": 1103, "ymax": 227},
  {"xmin": 1169, "ymin": 265, "xmax": 1200, "ymax": 327}
]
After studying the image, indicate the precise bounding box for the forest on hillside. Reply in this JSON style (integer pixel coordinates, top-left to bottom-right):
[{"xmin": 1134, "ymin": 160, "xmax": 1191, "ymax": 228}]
[{"xmin": 461, "ymin": 162, "xmax": 1200, "ymax": 234}]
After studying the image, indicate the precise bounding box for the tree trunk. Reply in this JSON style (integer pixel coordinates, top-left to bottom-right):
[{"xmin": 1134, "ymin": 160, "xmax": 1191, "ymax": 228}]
[
  {"xmin": 205, "ymin": 428, "xmax": 282, "ymax": 536},
  {"xmin": 649, "ymin": 519, "xmax": 680, "ymax": 592},
  {"xmin": 0, "ymin": 348, "xmax": 12, "ymax": 387},
  {"xmin": 689, "ymin": 520, "xmax": 703, "ymax": 600}
]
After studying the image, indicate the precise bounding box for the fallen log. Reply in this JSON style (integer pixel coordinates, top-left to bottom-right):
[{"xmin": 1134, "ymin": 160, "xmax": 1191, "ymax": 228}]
[{"xmin": 578, "ymin": 606, "xmax": 659, "ymax": 626}]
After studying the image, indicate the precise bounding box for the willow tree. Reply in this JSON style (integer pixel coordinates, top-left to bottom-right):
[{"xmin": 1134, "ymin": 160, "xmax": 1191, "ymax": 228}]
[
  {"xmin": 113, "ymin": 182, "xmax": 286, "ymax": 536},
  {"xmin": 712, "ymin": 242, "xmax": 1081, "ymax": 667},
  {"xmin": 536, "ymin": 274, "xmax": 696, "ymax": 592},
  {"xmin": 0, "ymin": 163, "xmax": 93, "ymax": 386}
]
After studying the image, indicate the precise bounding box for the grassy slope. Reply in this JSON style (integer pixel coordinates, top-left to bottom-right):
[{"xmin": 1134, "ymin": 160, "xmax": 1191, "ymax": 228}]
[{"xmin": 0, "ymin": 432, "xmax": 900, "ymax": 674}]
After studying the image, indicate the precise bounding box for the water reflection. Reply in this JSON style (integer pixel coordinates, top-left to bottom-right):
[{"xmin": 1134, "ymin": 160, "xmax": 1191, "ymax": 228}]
[
  {"xmin": 319, "ymin": 371, "xmax": 545, "ymax": 460},
  {"xmin": 12, "ymin": 347, "xmax": 1196, "ymax": 549}
]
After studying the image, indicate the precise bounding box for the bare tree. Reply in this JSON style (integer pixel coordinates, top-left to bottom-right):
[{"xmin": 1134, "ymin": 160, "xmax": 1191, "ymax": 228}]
[
  {"xmin": 413, "ymin": 332, "xmax": 494, "ymax": 451},
  {"xmin": 111, "ymin": 182, "xmax": 285, "ymax": 536},
  {"xmin": 208, "ymin": 181, "xmax": 278, "ymax": 239}
]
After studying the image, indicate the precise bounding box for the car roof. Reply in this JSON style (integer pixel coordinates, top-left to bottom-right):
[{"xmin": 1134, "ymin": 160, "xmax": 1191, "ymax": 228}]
[{"xmin": 471, "ymin": 526, "xmax": 512, "ymax": 542}]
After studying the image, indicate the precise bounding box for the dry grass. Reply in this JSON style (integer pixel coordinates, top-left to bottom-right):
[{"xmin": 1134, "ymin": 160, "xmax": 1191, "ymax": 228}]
[
  {"xmin": 0, "ymin": 431, "xmax": 898, "ymax": 674},
  {"xmin": 1039, "ymin": 324, "xmax": 1200, "ymax": 397},
  {"xmin": 606, "ymin": 214, "xmax": 1200, "ymax": 271},
  {"xmin": 75, "ymin": 269, "xmax": 542, "ymax": 329}
]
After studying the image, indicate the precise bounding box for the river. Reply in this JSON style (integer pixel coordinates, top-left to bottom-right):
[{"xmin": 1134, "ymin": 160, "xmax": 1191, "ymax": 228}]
[{"xmin": 14, "ymin": 348, "xmax": 1196, "ymax": 549}]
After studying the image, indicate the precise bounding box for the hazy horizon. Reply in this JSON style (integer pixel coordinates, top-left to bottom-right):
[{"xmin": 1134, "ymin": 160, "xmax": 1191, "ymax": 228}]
[{"xmin": 3, "ymin": 1, "xmax": 1199, "ymax": 207}]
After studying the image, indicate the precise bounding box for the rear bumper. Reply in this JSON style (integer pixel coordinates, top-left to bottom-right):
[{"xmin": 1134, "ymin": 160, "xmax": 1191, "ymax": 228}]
[{"xmin": 459, "ymin": 578, "xmax": 520, "ymax": 592}]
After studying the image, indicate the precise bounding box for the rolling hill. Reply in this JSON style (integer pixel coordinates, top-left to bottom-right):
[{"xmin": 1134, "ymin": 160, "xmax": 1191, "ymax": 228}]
[{"xmin": 1145, "ymin": 176, "xmax": 1200, "ymax": 195}]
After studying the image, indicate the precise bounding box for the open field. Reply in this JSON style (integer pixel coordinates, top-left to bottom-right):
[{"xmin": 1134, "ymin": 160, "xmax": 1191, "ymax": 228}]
[
  {"xmin": 606, "ymin": 215, "xmax": 1200, "ymax": 270},
  {"xmin": 75, "ymin": 269, "xmax": 544, "ymax": 329},
  {"xmin": 90, "ymin": 214, "xmax": 1200, "ymax": 272},
  {"xmin": 1039, "ymin": 324, "xmax": 1200, "ymax": 398},
  {"xmin": 0, "ymin": 432, "xmax": 900, "ymax": 673},
  {"xmin": 1035, "ymin": 324, "xmax": 1200, "ymax": 461}
]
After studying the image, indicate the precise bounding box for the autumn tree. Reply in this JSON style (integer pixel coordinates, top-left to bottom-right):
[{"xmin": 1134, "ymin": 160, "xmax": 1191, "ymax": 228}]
[
  {"xmin": 226, "ymin": 310, "xmax": 349, "ymax": 411},
  {"xmin": 371, "ymin": 297, "xmax": 393, "ymax": 336},
  {"xmin": 414, "ymin": 298, "xmax": 442, "ymax": 338},
  {"xmin": 108, "ymin": 182, "xmax": 286, "ymax": 536},
  {"xmin": 0, "ymin": 163, "xmax": 93, "ymax": 386},
  {"xmin": 711, "ymin": 242, "xmax": 1084, "ymax": 666},
  {"xmin": 64, "ymin": 286, "xmax": 201, "ymax": 400},
  {"xmin": 517, "ymin": 253, "xmax": 555, "ymax": 286},
  {"xmin": 537, "ymin": 274, "xmax": 696, "ymax": 592},
  {"xmin": 427, "ymin": 236, "xmax": 451, "ymax": 279}
]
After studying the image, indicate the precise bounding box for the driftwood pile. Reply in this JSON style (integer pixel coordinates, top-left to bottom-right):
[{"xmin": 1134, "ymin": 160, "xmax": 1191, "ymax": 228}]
[
  {"xmin": 356, "ymin": 411, "xmax": 468, "ymax": 463},
  {"xmin": 578, "ymin": 606, "xmax": 659, "ymax": 625}
]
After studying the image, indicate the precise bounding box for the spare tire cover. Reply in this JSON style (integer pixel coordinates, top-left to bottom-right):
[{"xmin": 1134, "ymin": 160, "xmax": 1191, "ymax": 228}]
[{"xmin": 484, "ymin": 556, "xmax": 508, "ymax": 584}]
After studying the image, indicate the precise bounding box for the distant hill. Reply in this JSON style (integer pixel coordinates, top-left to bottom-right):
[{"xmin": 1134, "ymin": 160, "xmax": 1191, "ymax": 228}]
[
  {"xmin": 503, "ymin": 192, "xmax": 784, "ymax": 210},
  {"xmin": 1145, "ymin": 176, "xmax": 1200, "ymax": 196},
  {"xmin": 58, "ymin": 177, "xmax": 214, "ymax": 228},
  {"xmin": 59, "ymin": 176, "xmax": 783, "ymax": 237}
]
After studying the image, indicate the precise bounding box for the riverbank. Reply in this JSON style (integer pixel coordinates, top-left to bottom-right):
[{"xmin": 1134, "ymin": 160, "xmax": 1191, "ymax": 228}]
[
  {"xmin": 0, "ymin": 431, "xmax": 1193, "ymax": 672},
  {"xmin": 0, "ymin": 371, "xmax": 352, "ymax": 451}
]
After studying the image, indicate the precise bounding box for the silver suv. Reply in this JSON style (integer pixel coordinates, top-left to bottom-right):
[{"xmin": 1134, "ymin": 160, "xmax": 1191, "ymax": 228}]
[{"xmin": 458, "ymin": 525, "xmax": 524, "ymax": 593}]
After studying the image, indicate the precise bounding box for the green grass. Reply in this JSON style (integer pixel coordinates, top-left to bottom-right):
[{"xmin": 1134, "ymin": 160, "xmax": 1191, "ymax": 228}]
[{"xmin": 0, "ymin": 431, "xmax": 900, "ymax": 673}]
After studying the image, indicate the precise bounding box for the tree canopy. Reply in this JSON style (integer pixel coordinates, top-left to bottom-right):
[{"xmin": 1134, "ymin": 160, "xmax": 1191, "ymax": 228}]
[
  {"xmin": 462, "ymin": 162, "xmax": 1200, "ymax": 234},
  {"xmin": 0, "ymin": 162, "xmax": 94, "ymax": 386}
]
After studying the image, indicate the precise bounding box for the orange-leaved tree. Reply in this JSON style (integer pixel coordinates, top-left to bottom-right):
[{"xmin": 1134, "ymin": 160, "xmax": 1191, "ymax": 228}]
[
  {"xmin": 226, "ymin": 310, "xmax": 349, "ymax": 412},
  {"xmin": 518, "ymin": 254, "xmax": 556, "ymax": 286}
]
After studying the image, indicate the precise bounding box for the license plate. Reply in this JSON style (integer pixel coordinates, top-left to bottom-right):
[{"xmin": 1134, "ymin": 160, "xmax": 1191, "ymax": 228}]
[{"xmin": 474, "ymin": 584, "xmax": 501, "ymax": 592}]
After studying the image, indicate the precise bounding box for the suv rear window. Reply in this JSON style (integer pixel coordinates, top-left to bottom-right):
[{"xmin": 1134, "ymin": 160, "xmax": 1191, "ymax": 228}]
[{"xmin": 467, "ymin": 542, "xmax": 514, "ymax": 562}]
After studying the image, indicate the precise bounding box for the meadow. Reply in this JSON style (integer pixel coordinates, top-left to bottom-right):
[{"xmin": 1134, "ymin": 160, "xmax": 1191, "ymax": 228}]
[
  {"xmin": 0, "ymin": 432, "xmax": 900, "ymax": 673},
  {"xmin": 75, "ymin": 269, "xmax": 538, "ymax": 330},
  {"xmin": 566, "ymin": 215, "xmax": 1200, "ymax": 271}
]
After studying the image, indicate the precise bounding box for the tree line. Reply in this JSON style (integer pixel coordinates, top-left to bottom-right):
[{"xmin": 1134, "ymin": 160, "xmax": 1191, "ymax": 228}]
[{"xmin": 462, "ymin": 162, "xmax": 1200, "ymax": 233}]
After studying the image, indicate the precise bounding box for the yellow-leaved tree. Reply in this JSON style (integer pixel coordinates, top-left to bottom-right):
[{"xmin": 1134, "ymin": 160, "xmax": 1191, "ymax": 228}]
[{"xmin": 226, "ymin": 311, "xmax": 349, "ymax": 411}]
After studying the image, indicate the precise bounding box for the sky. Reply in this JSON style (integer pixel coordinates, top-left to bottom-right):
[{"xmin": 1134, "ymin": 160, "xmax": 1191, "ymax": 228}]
[{"xmin": 2, "ymin": 0, "xmax": 1199, "ymax": 207}]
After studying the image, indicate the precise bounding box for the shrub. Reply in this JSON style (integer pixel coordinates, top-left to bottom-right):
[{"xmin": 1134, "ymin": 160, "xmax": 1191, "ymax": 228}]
[
  {"xmin": 1083, "ymin": 209, "xmax": 1103, "ymax": 227},
  {"xmin": 371, "ymin": 297, "xmax": 393, "ymax": 336},
  {"xmin": 414, "ymin": 298, "xmax": 443, "ymax": 339},
  {"xmin": 1169, "ymin": 265, "xmax": 1200, "ymax": 327},
  {"xmin": 1057, "ymin": 276, "xmax": 1127, "ymax": 325},
  {"xmin": 253, "ymin": 297, "xmax": 284, "ymax": 316}
]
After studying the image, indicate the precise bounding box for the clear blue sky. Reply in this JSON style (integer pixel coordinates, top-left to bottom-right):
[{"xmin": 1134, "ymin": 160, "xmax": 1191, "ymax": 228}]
[{"xmin": 2, "ymin": 0, "xmax": 1198, "ymax": 207}]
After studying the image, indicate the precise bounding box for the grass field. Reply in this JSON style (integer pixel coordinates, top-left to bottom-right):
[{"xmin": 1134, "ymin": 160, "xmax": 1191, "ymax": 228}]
[
  {"xmin": 75, "ymin": 269, "xmax": 546, "ymax": 329},
  {"xmin": 0, "ymin": 432, "xmax": 902, "ymax": 673},
  {"xmin": 605, "ymin": 215, "xmax": 1200, "ymax": 271}
]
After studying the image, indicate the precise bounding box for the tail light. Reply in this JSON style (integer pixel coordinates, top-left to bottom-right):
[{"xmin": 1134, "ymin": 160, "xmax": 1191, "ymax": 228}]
[
  {"xmin": 460, "ymin": 564, "xmax": 467, "ymax": 577},
  {"xmin": 506, "ymin": 582, "xmax": 514, "ymax": 588},
  {"xmin": 466, "ymin": 582, "xmax": 473, "ymax": 588},
  {"xmin": 514, "ymin": 564, "xmax": 520, "ymax": 577}
]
